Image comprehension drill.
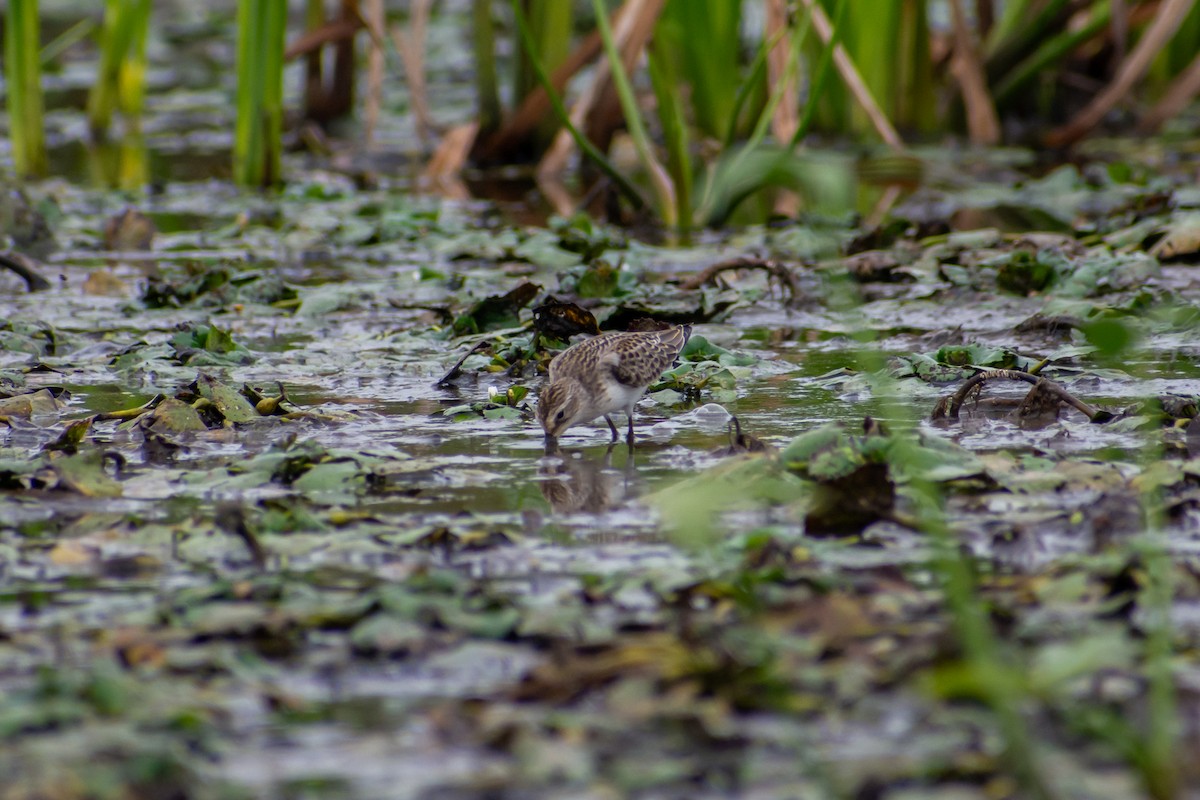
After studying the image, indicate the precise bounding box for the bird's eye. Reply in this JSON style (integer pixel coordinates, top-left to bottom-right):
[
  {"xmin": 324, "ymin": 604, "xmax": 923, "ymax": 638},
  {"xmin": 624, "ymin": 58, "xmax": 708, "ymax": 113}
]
[{"xmin": 555, "ymin": 410, "xmax": 566, "ymax": 421}]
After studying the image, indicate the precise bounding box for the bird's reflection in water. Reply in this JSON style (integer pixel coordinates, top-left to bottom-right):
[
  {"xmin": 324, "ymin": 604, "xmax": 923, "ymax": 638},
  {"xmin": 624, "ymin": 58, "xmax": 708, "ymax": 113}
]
[{"xmin": 538, "ymin": 443, "xmax": 634, "ymax": 514}]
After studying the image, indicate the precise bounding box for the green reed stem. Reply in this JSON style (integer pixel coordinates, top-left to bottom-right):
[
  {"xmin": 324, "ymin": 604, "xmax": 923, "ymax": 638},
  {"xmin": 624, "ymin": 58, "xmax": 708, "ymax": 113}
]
[
  {"xmin": 508, "ymin": 0, "xmax": 648, "ymax": 212},
  {"xmin": 473, "ymin": 0, "xmax": 501, "ymax": 136},
  {"xmin": 5, "ymin": 0, "xmax": 48, "ymax": 177},
  {"xmin": 793, "ymin": 0, "xmax": 846, "ymax": 147},
  {"xmin": 661, "ymin": 0, "xmax": 742, "ymax": 140},
  {"xmin": 834, "ymin": 278, "xmax": 1053, "ymax": 798},
  {"xmin": 88, "ymin": 0, "xmax": 152, "ymax": 140},
  {"xmin": 117, "ymin": 0, "xmax": 150, "ymax": 118},
  {"xmin": 647, "ymin": 44, "xmax": 692, "ymax": 235},
  {"xmin": 911, "ymin": 479, "xmax": 1052, "ymax": 799},
  {"xmin": 696, "ymin": 16, "xmax": 809, "ymax": 225},
  {"xmin": 234, "ymin": 0, "xmax": 287, "ymax": 187},
  {"xmin": 1141, "ymin": 526, "xmax": 1180, "ymax": 799},
  {"xmin": 993, "ymin": 0, "xmax": 1111, "ymax": 105},
  {"xmin": 723, "ymin": 28, "xmax": 781, "ymax": 149},
  {"xmin": 589, "ymin": 0, "xmax": 675, "ymax": 226}
]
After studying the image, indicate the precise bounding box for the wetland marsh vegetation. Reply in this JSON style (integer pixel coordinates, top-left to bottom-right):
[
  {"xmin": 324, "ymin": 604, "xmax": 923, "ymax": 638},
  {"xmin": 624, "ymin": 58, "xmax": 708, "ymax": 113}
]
[{"xmin": 3, "ymin": 2, "xmax": 1200, "ymax": 798}]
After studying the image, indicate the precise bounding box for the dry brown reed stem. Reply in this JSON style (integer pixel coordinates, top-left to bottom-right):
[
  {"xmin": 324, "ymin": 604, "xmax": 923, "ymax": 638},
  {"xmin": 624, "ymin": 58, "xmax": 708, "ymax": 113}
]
[
  {"xmin": 285, "ymin": 17, "xmax": 357, "ymax": 61},
  {"xmin": 1138, "ymin": 49, "xmax": 1200, "ymax": 133},
  {"xmin": 472, "ymin": 31, "xmax": 604, "ymax": 163},
  {"xmin": 388, "ymin": 0, "xmax": 436, "ymax": 147},
  {"xmin": 864, "ymin": 184, "xmax": 903, "ymax": 230},
  {"xmin": 766, "ymin": 0, "xmax": 799, "ymax": 144},
  {"xmin": 1111, "ymin": 0, "xmax": 1129, "ymax": 66},
  {"xmin": 421, "ymin": 121, "xmax": 477, "ymax": 191},
  {"xmin": 364, "ymin": 0, "xmax": 384, "ymax": 147},
  {"xmin": 948, "ymin": 0, "xmax": 999, "ymax": 145},
  {"xmin": 796, "ymin": 0, "xmax": 905, "ymax": 151},
  {"xmin": 1046, "ymin": 0, "xmax": 1197, "ymax": 147},
  {"xmin": 582, "ymin": 0, "xmax": 668, "ymax": 156},
  {"xmin": 766, "ymin": 0, "xmax": 800, "ymax": 217},
  {"xmin": 538, "ymin": 0, "xmax": 665, "ymax": 179}
]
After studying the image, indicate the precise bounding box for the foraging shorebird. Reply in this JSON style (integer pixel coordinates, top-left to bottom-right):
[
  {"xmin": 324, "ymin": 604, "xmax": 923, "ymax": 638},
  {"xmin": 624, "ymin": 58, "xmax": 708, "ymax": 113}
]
[{"xmin": 537, "ymin": 325, "xmax": 691, "ymax": 446}]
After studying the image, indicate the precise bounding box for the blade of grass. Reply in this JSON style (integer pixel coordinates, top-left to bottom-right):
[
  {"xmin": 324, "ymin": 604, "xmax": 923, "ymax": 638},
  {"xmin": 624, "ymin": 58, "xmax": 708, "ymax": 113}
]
[
  {"xmin": 723, "ymin": 27, "xmax": 786, "ymax": 149},
  {"xmin": 508, "ymin": 0, "xmax": 648, "ymax": 212},
  {"xmin": 986, "ymin": 0, "xmax": 1074, "ymax": 79},
  {"xmin": 833, "ymin": 289, "xmax": 1055, "ymax": 800},
  {"xmin": 792, "ymin": 0, "xmax": 846, "ymax": 147},
  {"xmin": 90, "ymin": 0, "xmax": 138, "ymax": 139},
  {"xmin": 920, "ymin": 493, "xmax": 1054, "ymax": 800},
  {"xmin": 993, "ymin": 1, "xmax": 1112, "ymax": 106},
  {"xmin": 5, "ymin": 0, "xmax": 48, "ymax": 177},
  {"xmin": 893, "ymin": 0, "xmax": 936, "ymax": 132},
  {"xmin": 660, "ymin": 0, "xmax": 742, "ymax": 141},
  {"xmin": 589, "ymin": 0, "xmax": 675, "ymax": 226},
  {"xmin": 846, "ymin": 0, "xmax": 900, "ymax": 134},
  {"xmin": 1140, "ymin": 528, "xmax": 1180, "ymax": 799},
  {"xmin": 472, "ymin": 0, "xmax": 501, "ymax": 136},
  {"xmin": 696, "ymin": 12, "xmax": 809, "ymax": 224},
  {"xmin": 796, "ymin": 0, "xmax": 903, "ymax": 149},
  {"xmin": 117, "ymin": 0, "xmax": 150, "ymax": 121},
  {"xmin": 234, "ymin": 0, "xmax": 286, "ymax": 186},
  {"xmin": 647, "ymin": 43, "xmax": 692, "ymax": 234}
]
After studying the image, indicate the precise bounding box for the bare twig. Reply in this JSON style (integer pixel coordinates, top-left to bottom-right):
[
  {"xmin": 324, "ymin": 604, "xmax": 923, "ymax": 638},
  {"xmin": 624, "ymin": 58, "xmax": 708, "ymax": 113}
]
[
  {"xmin": 936, "ymin": 369, "xmax": 1113, "ymax": 422},
  {"xmin": 434, "ymin": 340, "xmax": 491, "ymax": 388},
  {"xmin": 0, "ymin": 250, "xmax": 52, "ymax": 292},
  {"xmin": 1138, "ymin": 48, "xmax": 1200, "ymax": 133},
  {"xmin": 678, "ymin": 256, "xmax": 801, "ymax": 302}
]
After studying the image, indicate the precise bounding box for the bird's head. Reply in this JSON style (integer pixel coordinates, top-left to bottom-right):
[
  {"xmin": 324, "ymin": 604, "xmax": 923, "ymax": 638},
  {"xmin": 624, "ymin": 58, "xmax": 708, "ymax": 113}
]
[{"xmin": 537, "ymin": 380, "xmax": 585, "ymax": 440}]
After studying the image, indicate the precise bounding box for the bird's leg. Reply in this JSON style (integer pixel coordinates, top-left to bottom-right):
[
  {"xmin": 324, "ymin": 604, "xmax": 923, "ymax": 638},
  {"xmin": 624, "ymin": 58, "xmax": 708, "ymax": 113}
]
[
  {"xmin": 605, "ymin": 415, "xmax": 620, "ymax": 442},
  {"xmin": 625, "ymin": 413, "xmax": 635, "ymax": 447}
]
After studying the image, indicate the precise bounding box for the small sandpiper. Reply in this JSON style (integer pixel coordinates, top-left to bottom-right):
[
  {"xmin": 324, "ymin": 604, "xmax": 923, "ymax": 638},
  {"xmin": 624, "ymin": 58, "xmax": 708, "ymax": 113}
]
[{"xmin": 537, "ymin": 324, "xmax": 691, "ymax": 447}]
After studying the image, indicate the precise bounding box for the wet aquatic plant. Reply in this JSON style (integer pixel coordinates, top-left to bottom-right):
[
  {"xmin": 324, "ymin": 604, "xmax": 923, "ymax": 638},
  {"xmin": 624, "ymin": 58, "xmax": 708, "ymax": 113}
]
[
  {"xmin": 4, "ymin": 0, "xmax": 48, "ymax": 177},
  {"xmin": 234, "ymin": 0, "xmax": 287, "ymax": 186}
]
